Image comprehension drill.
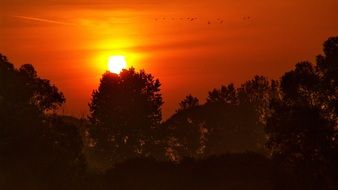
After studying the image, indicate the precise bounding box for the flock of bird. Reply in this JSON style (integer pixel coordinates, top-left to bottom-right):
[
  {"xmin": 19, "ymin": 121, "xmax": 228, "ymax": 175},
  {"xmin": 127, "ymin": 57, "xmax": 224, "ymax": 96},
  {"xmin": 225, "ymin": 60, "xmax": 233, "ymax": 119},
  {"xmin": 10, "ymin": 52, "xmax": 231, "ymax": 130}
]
[{"xmin": 154, "ymin": 16, "xmax": 252, "ymax": 24}]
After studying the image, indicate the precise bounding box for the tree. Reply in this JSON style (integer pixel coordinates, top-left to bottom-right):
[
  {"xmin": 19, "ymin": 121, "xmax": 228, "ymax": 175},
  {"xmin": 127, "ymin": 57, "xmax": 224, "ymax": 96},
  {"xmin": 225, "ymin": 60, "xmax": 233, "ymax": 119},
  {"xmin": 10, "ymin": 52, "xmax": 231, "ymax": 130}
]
[
  {"xmin": 0, "ymin": 54, "xmax": 65, "ymax": 148},
  {"xmin": 203, "ymin": 78, "xmax": 275, "ymax": 155},
  {"xmin": 207, "ymin": 84, "xmax": 237, "ymax": 105},
  {"xmin": 0, "ymin": 54, "xmax": 86, "ymax": 190},
  {"xmin": 164, "ymin": 95, "xmax": 205, "ymax": 160},
  {"xmin": 238, "ymin": 76, "xmax": 279, "ymax": 123},
  {"xmin": 178, "ymin": 94, "xmax": 200, "ymax": 111},
  {"xmin": 316, "ymin": 37, "xmax": 338, "ymax": 116},
  {"xmin": 0, "ymin": 56, "xmax": 65, "ymax": 114},
  {"xmin": 202, "ymin": 100, "xmax": 264, "ymax": 155},
  {"xmin": 165, "ymin": 80, "xmax": 275, "ymax": 160},
  {"xmin": 266, "ymin": 37, "xmax": 338, "ymax": 190},
  {"xmin": 88, "ymin": 68, "xmax": 163, "ymax": 165}
]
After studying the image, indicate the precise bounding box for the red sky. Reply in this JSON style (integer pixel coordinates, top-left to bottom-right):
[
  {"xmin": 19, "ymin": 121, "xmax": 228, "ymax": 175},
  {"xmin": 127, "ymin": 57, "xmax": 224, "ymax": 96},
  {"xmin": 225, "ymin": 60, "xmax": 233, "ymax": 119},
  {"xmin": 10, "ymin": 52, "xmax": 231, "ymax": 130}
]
[{"xmin": 1, "ymin": 0, "xmax": 338, "ymax": 118}]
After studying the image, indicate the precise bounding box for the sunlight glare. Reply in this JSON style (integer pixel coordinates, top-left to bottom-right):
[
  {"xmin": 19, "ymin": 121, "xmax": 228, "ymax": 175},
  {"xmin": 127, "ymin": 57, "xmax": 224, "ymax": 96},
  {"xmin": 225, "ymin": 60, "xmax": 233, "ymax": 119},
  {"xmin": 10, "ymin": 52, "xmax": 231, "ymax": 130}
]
[{"xmin": 108, "ymin": 56, "xmax": 127, "ymax": 74}]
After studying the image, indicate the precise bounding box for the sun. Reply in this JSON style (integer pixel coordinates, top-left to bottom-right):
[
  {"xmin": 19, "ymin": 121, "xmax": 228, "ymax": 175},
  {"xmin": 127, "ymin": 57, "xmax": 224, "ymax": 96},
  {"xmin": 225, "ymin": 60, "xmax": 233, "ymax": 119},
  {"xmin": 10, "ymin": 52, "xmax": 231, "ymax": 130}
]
[{"xmin": 108, "ymin": 56, "xmax": 127, "ymax": 73}]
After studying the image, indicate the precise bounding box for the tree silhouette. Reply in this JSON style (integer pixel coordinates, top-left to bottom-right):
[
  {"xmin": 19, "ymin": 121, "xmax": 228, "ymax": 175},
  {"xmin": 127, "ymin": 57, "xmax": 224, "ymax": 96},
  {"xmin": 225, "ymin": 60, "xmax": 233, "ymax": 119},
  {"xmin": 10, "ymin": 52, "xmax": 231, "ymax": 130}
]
[
  {"xmin": 316, "ymin": 37, "xmax": 338, "ymax": 116},
  {"xmin": 0, "ymin": 54, "xmax": 65, "ymax": 147},
  {"xmin": 88, "ymin": 68, "xmax": 163, "ymax": 165},
  {"xmin": 266, "ymin": 37, "xmax": 338, "ymax": 190},
  {"xmin": 178, "ymin": 94, "xmax": 200, "ymax": 111},
  {"xmin": 207, "ymin": 84, "xmax": 237, "ymax": 105},
  {"xmin": 0, "ymin": 56, "xmax": 65, "ymax": 113},
  {"xmin": 165, "ymin": 95, "xmax": 205, "ymax": 160},
  {"xmin": 0, "ymin": 54, "xmax": 86, "ymax": 190},
  {"xmin": 238, "ymin": 76, "xmax": 279, "ymax": 124},
  {"xmin": 165, "ymin": 79, "xmax": 275, "ymax": 160},
  {"xmin": 203, "ymin": 78, "xmax": 276, "ymax": 155}
]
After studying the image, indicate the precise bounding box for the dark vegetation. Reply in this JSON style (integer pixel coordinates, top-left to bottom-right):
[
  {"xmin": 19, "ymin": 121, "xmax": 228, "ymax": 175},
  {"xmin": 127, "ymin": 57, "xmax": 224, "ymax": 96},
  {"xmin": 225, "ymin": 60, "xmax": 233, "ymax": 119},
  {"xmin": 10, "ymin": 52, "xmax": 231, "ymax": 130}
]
[{"xmin": 0, "ymin": 37, "xmax": 337, "ymax": 190}]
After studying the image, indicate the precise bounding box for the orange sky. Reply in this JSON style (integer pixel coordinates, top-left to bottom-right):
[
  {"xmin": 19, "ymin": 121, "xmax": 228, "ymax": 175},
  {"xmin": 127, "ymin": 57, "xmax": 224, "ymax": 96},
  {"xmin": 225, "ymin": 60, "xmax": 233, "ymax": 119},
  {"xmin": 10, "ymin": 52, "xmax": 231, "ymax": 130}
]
[{"xmin": 1, "ymin": 0, "xmax": 338, "ymax": 118}]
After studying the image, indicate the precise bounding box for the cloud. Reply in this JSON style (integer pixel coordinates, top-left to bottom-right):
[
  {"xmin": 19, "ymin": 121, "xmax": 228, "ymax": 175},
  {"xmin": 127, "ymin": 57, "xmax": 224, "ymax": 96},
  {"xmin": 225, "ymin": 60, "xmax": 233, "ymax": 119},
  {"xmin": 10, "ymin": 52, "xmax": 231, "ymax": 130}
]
[
  {"xmin": 1, "ymin": 0, "xmax": 163, "ymax": 10},
  {"xmin": 12, "ymin": 15, "xmax": 76, "ymax": 26}
]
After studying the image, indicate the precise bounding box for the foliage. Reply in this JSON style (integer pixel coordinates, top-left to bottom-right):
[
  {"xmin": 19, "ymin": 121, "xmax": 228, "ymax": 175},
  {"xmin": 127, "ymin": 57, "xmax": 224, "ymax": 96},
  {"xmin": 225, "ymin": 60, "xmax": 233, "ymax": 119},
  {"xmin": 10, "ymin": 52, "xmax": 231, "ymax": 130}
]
[
  {"xmin": 165, "ymin": 79, "xmax": 277, "ymax": 160},
  {"xmin": 178, "ymin": 94, "xmax": 200, "ymax": 111},
  {"xmin": 0, "ymin": 55, "xmax": 84, "ymax": 190},
  {"xmin": 88, "ymin": 68, "xmax": 163, "ymax": 165},
  {"xmin": 266, "ymin": 37, "xmax": 338, "ymax": 190}
]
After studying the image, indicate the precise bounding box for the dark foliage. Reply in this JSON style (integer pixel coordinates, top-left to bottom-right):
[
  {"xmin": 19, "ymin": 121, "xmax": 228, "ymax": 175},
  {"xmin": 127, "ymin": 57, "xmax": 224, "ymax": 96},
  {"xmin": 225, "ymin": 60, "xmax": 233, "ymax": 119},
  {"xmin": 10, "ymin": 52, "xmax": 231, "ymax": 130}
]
[
  {"xmin": 88, "ymin": 68, "xmax": 164, "ymax": 166},
  {"xmin": 0, "ymin": 56, "xmax": 85, "ymax": 190},
  {"xmin": 165, "ymin": 78, "xmax": 276, "ymax": 160},
  {"xmin": 266, "ymin": 37, "xmax": 338, "ymax": 190}
]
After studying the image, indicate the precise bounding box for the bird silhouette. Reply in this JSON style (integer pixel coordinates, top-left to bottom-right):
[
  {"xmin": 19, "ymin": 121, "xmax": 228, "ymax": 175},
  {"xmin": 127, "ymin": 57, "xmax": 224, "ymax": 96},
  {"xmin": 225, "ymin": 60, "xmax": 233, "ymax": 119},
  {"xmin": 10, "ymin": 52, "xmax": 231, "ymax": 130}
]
[{"xmin": 152, "ymin": 16, "xmax": 230, "ymax": 26}]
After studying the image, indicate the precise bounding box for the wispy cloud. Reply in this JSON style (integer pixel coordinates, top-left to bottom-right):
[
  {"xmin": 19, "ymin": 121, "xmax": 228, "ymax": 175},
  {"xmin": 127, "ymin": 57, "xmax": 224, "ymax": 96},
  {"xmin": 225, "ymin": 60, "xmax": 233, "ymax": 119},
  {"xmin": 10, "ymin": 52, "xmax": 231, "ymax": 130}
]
[{"xmin": 13, "ymin": 15, "xmax": 76, "ymax": 26}]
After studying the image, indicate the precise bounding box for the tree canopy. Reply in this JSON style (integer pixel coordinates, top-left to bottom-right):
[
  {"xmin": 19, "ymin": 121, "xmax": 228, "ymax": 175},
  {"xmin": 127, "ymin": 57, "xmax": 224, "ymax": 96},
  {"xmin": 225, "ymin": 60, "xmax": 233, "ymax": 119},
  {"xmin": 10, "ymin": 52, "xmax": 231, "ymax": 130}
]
[
  {"xmin": 0, "ymin": 55, "xmax": 85, "ymax": 190},
  {"xmin": 266, "ymin": 37, "xmax": 338, "ymax": 190},
  {"xmin": 88, "ymin": 68, "xmax": 163, "ymax": 165}
]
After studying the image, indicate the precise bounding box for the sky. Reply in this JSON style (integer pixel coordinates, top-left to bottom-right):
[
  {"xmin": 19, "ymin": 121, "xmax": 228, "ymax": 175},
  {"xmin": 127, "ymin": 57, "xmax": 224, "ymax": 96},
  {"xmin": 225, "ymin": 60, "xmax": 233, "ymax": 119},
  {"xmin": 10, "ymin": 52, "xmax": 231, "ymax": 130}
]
[{"xmin": 1, "ymin": 0, "xmax": 338, "ymax": 118}]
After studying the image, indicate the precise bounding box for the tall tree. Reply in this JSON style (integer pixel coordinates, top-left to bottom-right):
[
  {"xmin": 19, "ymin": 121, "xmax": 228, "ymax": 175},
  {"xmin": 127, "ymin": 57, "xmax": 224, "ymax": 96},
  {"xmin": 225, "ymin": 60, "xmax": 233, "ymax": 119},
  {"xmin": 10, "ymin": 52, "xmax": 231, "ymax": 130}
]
[
  {"xmin": 266, "ymin": 37, "xmax": 338, "ymax": 190},
  {"xmin": 0, "ymin": 54, "xmax": 65, "ymax": 145},
  {"xmin": 89, "ymin": 68, "xmax": 163, "ymax": 165},
  {"xmin": 0, "ymin": 54, "xmax": 85, "ymax": 190}
]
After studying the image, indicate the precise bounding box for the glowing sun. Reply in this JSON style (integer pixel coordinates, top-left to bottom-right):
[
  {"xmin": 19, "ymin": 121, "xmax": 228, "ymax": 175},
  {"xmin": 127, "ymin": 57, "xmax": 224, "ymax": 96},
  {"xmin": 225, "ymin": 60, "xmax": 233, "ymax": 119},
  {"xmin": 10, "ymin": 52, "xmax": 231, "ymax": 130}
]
[{"xmin": 108, "ymin": 56, "xmax": 127, "ymax": 73}]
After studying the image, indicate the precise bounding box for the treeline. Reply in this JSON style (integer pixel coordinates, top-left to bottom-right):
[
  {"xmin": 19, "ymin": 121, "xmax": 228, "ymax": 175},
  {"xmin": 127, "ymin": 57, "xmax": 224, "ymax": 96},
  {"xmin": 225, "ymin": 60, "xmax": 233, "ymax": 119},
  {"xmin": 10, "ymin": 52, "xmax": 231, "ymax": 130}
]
[{"xmin": 0, "ymin": 36, "xmax": 337, "ymax": 190}]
